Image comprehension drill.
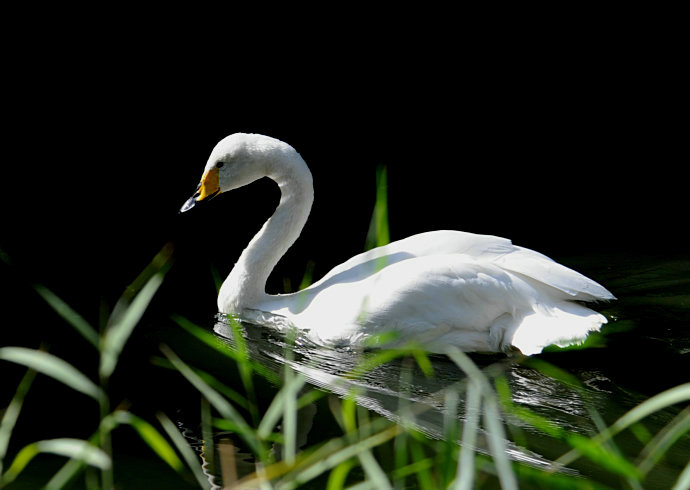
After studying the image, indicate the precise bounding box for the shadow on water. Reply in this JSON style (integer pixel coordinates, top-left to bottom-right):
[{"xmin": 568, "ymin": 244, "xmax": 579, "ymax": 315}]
[{"xmin": 174, "ymin": 253, "xmax": 690, "ymax": 489}]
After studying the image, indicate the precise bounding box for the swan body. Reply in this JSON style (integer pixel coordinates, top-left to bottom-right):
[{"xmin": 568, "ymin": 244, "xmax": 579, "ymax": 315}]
[{"xmin": 182, "ymin": 133, "xmax": 615, "ymax": 355}]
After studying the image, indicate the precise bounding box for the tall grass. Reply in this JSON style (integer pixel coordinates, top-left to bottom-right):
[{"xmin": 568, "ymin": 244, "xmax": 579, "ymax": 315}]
[
  {"xmin": 0, "ymin": 243, "xmax": 206, "ymax": 489},
  {"xmin": 2, "ymin": 246, "xmax": 690, "ymax": 488}
]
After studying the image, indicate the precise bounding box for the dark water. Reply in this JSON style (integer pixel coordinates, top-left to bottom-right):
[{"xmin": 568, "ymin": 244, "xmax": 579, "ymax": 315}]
[{"xmin": 187, "ymin": 253, "xmax": 690, "ymax": 488}]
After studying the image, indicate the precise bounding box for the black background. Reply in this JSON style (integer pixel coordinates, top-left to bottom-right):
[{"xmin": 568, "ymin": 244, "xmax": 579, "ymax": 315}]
[
  {"xmin": 0, "ymin": 11, "xmax": 686, "ymax": 438},
  {"xmin": 2, "ymin": 37, "xmax": 684, "ymax": 324}
]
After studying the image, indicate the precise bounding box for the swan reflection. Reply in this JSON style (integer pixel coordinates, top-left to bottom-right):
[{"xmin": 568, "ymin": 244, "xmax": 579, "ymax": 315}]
[{"xmin": 210, "ymin": 315, "xmax": 614, "ymax": 473}]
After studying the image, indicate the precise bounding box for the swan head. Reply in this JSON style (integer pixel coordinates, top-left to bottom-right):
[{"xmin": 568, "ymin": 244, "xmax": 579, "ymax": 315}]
[{"xmin": 181, "ymin": 133, "xmax": 297, "ymax": 213}]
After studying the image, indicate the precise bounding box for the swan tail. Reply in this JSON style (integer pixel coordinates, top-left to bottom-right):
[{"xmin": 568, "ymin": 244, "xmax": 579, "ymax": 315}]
[
  {"xmin": 508, "ymin": 302, "xmax": 607, "ymax": 356},
  {"xmin": 495, "ymin": 247, "xmax": 616, "ymax": 302}
]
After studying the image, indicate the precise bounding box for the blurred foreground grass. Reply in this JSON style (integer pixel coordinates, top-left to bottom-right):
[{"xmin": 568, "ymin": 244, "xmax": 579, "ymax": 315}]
[{"xmin": 1, "ymin": 246, "xmax": 689, "ymax": 489}]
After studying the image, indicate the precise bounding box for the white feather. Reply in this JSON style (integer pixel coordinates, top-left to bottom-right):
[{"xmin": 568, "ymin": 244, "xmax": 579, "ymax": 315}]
[{"xmin": 185, "ymin": 134, "xmax": 615, "ymax": 355}]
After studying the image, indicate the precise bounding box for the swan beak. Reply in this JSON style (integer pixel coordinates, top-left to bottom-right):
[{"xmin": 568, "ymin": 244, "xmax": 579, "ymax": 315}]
[{"xmin": 180, "ymin": 167, "xmax": 220, "ymax": 213}]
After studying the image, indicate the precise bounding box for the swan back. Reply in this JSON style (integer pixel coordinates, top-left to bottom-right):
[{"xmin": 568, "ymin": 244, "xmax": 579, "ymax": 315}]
[{"xmin": 308, "ymin": 231, "xmax": 614, "ymax": 302}]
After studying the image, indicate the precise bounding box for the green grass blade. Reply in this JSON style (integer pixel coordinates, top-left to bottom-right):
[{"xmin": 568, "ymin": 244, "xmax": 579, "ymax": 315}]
[
  {"xmin": 445, "ymin": 347, "xmax": 517, "ymax": 490},
  {"xmin": 33, "ymin": 285, "xmax": 99, "ymax": 349},
  {"xmin": 161, "ymin": 345, "xmax": 262, "ymax": 457},
  {"xmin": 284, "ymin": 424, "xmax": 401, "ymax": 488},
  {"xmin": 483, "ymin": 395, "xmax": 518, "ymax": 490},
  {"xmin": 1, "ymin": 438, "xmax": 110, "ymax": 486},
  {"xmin": 365, "ymin": 165, "xmax": 390, "ymax": 251},
  {"xmin": 609, "ymin": 384, "xmax": 690, "ymax": 436},
  {"xmin": 672, "ymin": 459, "xmax": 690, "ymax": 490},
  {"xmin": 326, "ymin": 458, "xmax": 356, "ymax": 490},
  {"xmin": 565, "ymin": 433, "xmax": 642, "ymax": 480},
  {"xmin": 408, "ymin": 438, "xmax": 433, "ymax": 490},
  {"xmin": 283, "ymin": 369, "xmax": 298, "ymax": 466},
  {"xmin": 495, "ymin": 376, "xmax": 565, "ymax": 439},
  {"xmin": 227, "ymin": 316, "xmax": 260, "ymax": 427},
  {"xmin": 412, "ymin": 349, "xmax": 434, "ymax": 378},
  {"xmin": 0, "ymin": 369, "xmax": 36, "ymax": 474},
  {"xmin": 557, "ymin": 383, "xmax": 690, "ymax": 468},
  {"xmin": 358, "ymin": 447, "xmax": 392, "ymax": 489},
  {"xmin": 111, "ymin": 411, "xmax": 184, "ymax": 473},
  {"xmin": 100, "ymin": 271, "xmax": 164, "ymax": 379},
  {"xmin": 171, "ymin": 314, "xmax": 279, "ymax": 384},
  {"xmin": 210, "ymin": 262, "xmax": 223, "ymax": 293},
  {"xmin": 0, "ymin": 347, "xmax": 102, "ymax": 401},
  {"xmin": 44, "ymin": 435, "xmax": 98, "ymax": 490},
  {"xmin": 157, "ymin": 413, "xmax": 209, "ymax": 488},
  {"xmin": 637, "ymin": 405, "xmax": 690, "ymax": 476},
  {"xmin": 298, "ymin": 260, "xmax": 316, "ymax": 290},
  {"xmin": 257, "ymin": 372, "xmax": 306, "ymax": 440},
  {"xmin": 456, "ymin": 379, "xmax": 481, "ymax": 490},
  {"xmin": 151, "ymin": 355, "xmax": 251, "ymax": 410}
]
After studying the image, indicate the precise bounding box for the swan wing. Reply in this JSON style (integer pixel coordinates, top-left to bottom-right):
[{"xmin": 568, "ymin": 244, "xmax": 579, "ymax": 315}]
[
  {"xmin": 309, "ymin": 230, "xmax": 513, "ymax": 287},
  {"xmin": 492, "ymin": 246, "xmax": 615, "ymax": 301},
  {"xmin": 310, "ymin": 230, "xmax": 614, "ymax": 302}
]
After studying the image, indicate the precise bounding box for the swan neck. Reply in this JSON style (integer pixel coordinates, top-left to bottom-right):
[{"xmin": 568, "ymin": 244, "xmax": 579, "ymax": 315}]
[{"xmin": 221, "ymin": 156, "xmax": 313, "ymax": 312}]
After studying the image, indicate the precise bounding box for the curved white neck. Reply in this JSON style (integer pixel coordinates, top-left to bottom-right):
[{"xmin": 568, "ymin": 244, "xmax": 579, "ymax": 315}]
[{"xmin": 218, "ymin": 154, "xmax": 313, "ymax": 313}]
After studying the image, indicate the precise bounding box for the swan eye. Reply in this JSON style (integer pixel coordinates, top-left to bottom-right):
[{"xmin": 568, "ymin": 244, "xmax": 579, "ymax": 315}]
[{"xmin": 216, "ymin": 161, "xmax": 225, "ymax": 169}]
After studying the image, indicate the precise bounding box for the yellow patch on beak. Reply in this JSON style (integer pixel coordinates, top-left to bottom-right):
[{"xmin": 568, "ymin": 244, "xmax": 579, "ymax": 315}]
[
  {"xmin": 197, "ymin": 167, "xmax": 220, "ymax": 201},
  {"xmin": 180, "ymin": 166, "xmax": 221, "ymax": 213}
]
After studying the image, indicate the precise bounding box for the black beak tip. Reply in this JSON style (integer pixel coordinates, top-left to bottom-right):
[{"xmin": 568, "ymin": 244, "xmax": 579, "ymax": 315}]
[{"xmin": 179, "ymin": 195, "xmax": 198, "ymax": 214}]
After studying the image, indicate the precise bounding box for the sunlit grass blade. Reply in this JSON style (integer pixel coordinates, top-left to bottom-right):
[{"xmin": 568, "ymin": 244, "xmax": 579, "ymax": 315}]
[
  {"xmin": 440, "ymin": 388, "xmax": 460, "ymax": 487},
  {"xmin": 0, "ymin": 347, "xmax": 103, "ymax": 401},
  {"xmin": 326, "ymin": 458, "xmax": 356, "ymax": 490},
  {"xmin": 358, "ymin": 447, "xmax": 392, "ymax": 489},
  {"xmin": 333, "ymin": 396, "xmax": 391, "ymax": 488},
  {"xmin": 44, "ymin": 439, "xmax": 97, "ymax": 490},
  {"xmin": 483, "ymin": 394, "xmax": 518, "ymax": 490},
  {"xmin": 257, "ymin": 372, "xmax": 306, "ymax": 441},
  {"xmin": 557, "ymin": 383, "xmax": 690, "ymax": 469},
  {"xmin": 609, "ymin": 383, "xmax": 690, "ymax": 436},
  {"xmin": 1, "ymin": 438, "xmax": 110, "ymax": 486},
  {"xmin": 278, "ymin": 424, "xmax": 401, "ymax": 490},
  {"xmin": 445, "ymin": 347, "xmax": 518, "ymax": 490},
  {"xmin": 673, "ymin": 459, "xmax": 690, "ymax": 490},
  {"xmin": 283, "ymin": 369, "xmax": 298, "ymax": 466},
  {"xmin": 100, "ymin": 270, "xmax": 165, "ymax": 380},
  {"xmin": 456, "ymin": 379, "xmax": 481, "ymax": 490},
  {"xmin": 0, "ymin": 369, "xmax": 36, "ymax": 475},
  {"xmin": 106, "ymin": 411, "xmax": 184, "ymax": 473},
  {"xmin": 637, "ymin": 405, "xmax": 690, "ymax": 476},
  {"xmin": 33, "ymin": 284, "xmax": 99, "ymax": 349},
  {"xmin": 411, "ymin": 349, "xmax": 434, "ymax": 378}
]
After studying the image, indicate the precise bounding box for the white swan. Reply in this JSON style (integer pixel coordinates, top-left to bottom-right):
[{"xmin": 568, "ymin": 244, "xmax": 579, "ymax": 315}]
[{"xmin": 181, "ymin": 133, "xmax": 615, "ymax": 355}]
